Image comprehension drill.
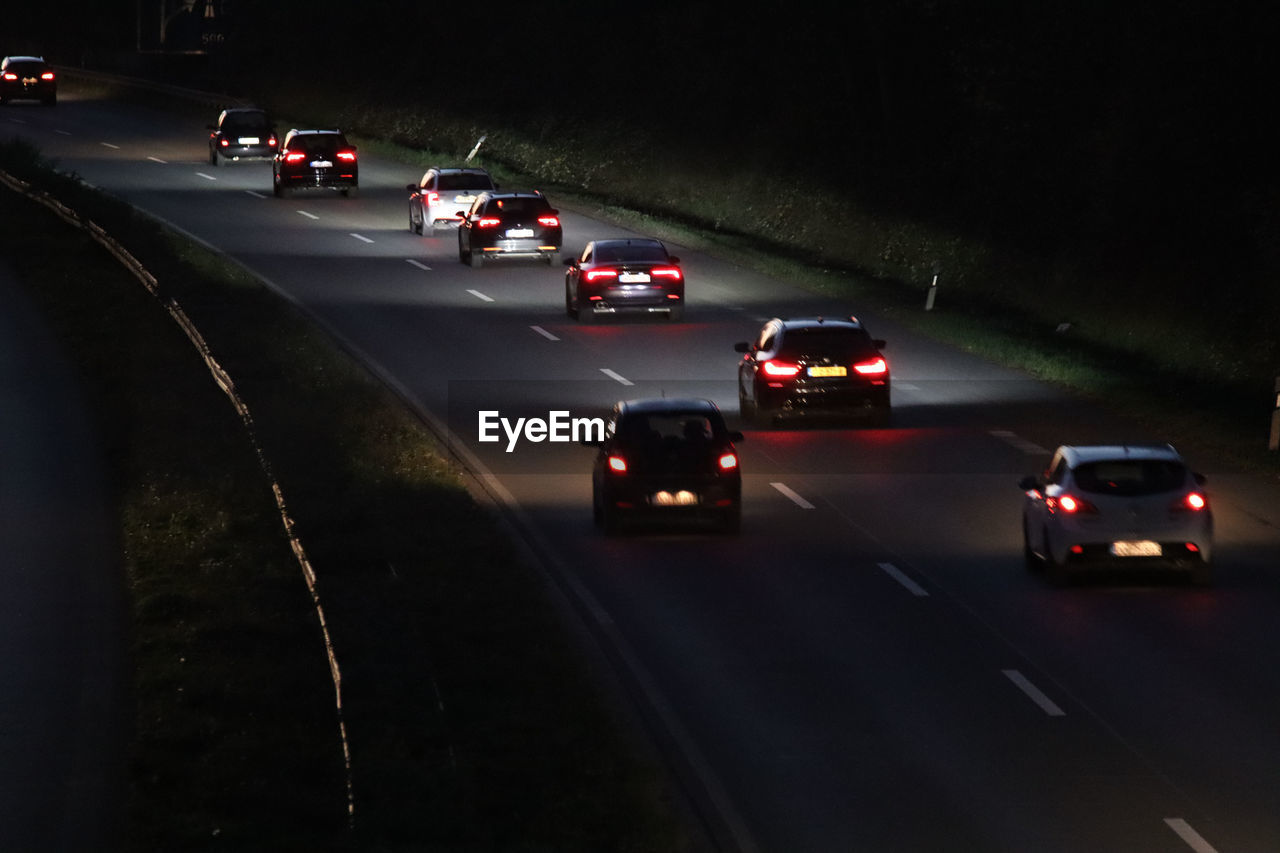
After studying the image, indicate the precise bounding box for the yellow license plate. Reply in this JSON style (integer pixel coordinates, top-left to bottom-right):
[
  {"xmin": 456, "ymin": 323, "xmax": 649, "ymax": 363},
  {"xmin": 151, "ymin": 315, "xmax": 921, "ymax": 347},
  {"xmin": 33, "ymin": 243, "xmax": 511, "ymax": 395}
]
[
  {"xmin": 1111, "ymin": 540, "xmax": 1162, "ymax": 557},
  {"xmin": 807, "ymin": 366, "xmax": 847, "ymax": 377}
]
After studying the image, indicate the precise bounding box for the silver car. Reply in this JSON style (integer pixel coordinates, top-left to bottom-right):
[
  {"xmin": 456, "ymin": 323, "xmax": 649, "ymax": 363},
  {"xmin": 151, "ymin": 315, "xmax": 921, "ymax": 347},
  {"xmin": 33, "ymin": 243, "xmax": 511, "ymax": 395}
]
[
  {"xmin": 1019, "ymin": 444, "xmax": 1213, "ymax": 584},
  {"xmin": 407, "ymin": 167, "xmax": 497, "ymax": 233}
]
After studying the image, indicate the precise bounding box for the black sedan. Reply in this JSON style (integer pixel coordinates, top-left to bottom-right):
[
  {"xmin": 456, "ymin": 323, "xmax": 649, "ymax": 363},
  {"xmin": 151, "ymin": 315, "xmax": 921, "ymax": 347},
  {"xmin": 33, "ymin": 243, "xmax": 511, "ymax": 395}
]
[
  {"xmin": 585, "ymin": 398, "xmax": 743, "ymax": 534},
  {"xmin": 564, "ymin": 238, "xmax": 684, "ymax": 323},
  {"xmin": 208, "ymin": 108, "xmax": 278, "ymax": 165},
  {"xmin": 0, "ymin": 56, "xmax": 56, "ymax": 105},
  {"xmin": 272, "ymin": 129, "xmax": 358, "ymax": 198}
]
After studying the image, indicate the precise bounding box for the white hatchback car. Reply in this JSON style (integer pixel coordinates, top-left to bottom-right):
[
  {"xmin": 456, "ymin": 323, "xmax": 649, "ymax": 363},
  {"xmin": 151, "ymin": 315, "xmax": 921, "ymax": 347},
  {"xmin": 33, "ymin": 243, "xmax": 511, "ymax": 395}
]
[{"xmin": 1019, "ymin": 444, "xmax": 1213, "ymax": 584}]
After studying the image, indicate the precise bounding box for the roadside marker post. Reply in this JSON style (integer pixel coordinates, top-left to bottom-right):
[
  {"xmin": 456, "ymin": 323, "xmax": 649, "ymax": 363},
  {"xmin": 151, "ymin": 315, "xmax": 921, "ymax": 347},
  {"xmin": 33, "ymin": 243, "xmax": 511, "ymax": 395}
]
[
  {"xmin": 925, "ymin": 273, "xmax": 938, "ymax": 311},
  {"xmin": 1269, "ymin": 377, "xmax": 1280, "ymax": 451}
]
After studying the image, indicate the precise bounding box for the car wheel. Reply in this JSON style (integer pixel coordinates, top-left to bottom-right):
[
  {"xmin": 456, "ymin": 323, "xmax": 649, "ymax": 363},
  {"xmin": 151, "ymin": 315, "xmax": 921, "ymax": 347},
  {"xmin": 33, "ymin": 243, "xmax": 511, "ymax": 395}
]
[
  {"xmin": 543, "ymin": 251, "xmax": 558, "ymax": 266},
  {"xmin": 1189, "ymin": 560, "xmax": 1213, "ymax": 586},
  {"xmin": 870, "ymin": 405, "xmax": 892, "ymax": 428},
  {"xmin": 209, "ymin": 148, "xmax": 219, "ymax": 166},
  {"xmin": 410, "ymin": 211, "xmax": 421, "ymax": 234},
  {"xmin": 738, "ymin": 389, "xmax": 757, "ymax": 426},
  {"xmin": 577, "ymin": 293, "xmax": 595, "ymax": 324},
  {"xmin": 470, "ymin": 248, "xmax": 484, "ymax": 269},
  {"xmin": 1044, "ymin": 531, "xmax": 1069, "ymax": 585},
  {"xmin": 273, "ymin": 175, "xmax": 288, "ymax": 198},
  {"xmin": 342, "ymin": 186, "xmax": 358, "ymax": 199},
  {"xmin": 668, "ymin": 304, "xmax": 685, "ymax": 322},
  {"xmin": 718, "ymin": 506, "xmax": 741, "ymax": 535},
  {"xmin": 1022, "ymin": 521, "xmax": 1044, "ymax": 572},
  {"xmin": 565, "ymin": 286, "xmax": 578, "ymax": 318},
  {"xmin": 43, "ymin": 94, "xmax": 56, "ymax": 107},
  {"xmin": 601, "ymin": 503, "xmax": 623, "ymax": 536}
]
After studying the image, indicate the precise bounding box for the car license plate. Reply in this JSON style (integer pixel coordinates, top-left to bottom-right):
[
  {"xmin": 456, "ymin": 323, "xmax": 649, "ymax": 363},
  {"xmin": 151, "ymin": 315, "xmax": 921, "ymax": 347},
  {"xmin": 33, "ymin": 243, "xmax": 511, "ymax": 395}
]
[
  {"xmin": 310, "ymin": 160, "xmax": 333, "ymax": 168},
  {"xmin": 453, "ymin": 194, "xmax": 475, "ymax": 202},
  {"xmin": 807, "ymin": 366, "xmax": 848, "ymax": 377},
  {"xmin": 237, "ymin": 136, "xmax": 260, "ymax": 144},
  {"xmin": 651, "ymin": 490, "xmax": 698, "ymax": 506},
  {"xmin": 619, "ymin": 272, "xmax": 651, "ymax": 283},
  {"xmin": 1110, "ymin": 540, "xmax": 1162, "ymax": 557},
  {"xmin": 506, "ymin": 228, "xmax": 534, "ymax": 238}
]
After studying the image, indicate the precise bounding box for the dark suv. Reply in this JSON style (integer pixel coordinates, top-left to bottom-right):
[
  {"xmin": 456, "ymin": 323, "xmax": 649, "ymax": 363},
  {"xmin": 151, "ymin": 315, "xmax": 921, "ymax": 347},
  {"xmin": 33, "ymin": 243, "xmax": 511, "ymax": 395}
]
[
  {"xmin": 735, "ymin": 317, "xmax": 890, "ymax": 426},
  {"xmin": 585, "ymin": 398, "xmax": 743, "ymax": 534},
  {"xmin": 457, "ymin": 191, "xmax": 562, "ymax": 267},
  {"xmin": 0, "ymin": 56, "xmax": 56, "ymax": 105},
  {"xmin": 208, "ymin": 108, "xmax": 278, "ymax": 165},
  {"xmin": 272, "ymin": 129, "xmax": 358, "ymax": 198}
]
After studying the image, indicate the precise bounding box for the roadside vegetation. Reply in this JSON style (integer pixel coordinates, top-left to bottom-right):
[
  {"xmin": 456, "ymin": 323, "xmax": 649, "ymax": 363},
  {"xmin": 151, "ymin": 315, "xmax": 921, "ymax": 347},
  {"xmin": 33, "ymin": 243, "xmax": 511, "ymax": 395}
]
[{"xmin": 0, "ymin": 138, "xmax": 694, "ymax": 852}]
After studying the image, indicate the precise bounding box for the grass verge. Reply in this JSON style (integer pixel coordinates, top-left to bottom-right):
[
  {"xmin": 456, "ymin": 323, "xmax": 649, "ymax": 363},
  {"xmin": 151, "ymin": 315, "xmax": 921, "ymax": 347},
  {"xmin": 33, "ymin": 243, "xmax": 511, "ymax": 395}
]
[{"xmin": 0, "ymin": 139, "xmax": 694, "ymax": 851}]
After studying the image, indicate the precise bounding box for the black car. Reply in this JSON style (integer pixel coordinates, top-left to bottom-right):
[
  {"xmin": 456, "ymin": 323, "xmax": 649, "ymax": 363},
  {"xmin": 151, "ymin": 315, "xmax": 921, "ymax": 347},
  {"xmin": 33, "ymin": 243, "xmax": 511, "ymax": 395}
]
[
  {"xmin": 735, "ymin": 316, "xmax": 890, "ymax": 426},
  {"xmin": 208, "ymin": 108, "xmax": 278, "ymax": 165},
  {"xmin": 458, "ymin": 191, "xmax": 562, "ymax": 267},
  {"xmin": 585, "ymin": 398, "xmax": 743, "ymax": 534},
  {"xmin": 564, "ymin": 238, "xmax": 685, "ymax": 323},
  {"xmin": 407, "ymin": 167, "xmax": 497, "ymax": 233},
  {"xmin": 0, "ymin": 56, "xmax": 56, "ymax": 106},
  {"xmin": 272, "ymin": 129, "xmax": 358, "ymax": 198}
]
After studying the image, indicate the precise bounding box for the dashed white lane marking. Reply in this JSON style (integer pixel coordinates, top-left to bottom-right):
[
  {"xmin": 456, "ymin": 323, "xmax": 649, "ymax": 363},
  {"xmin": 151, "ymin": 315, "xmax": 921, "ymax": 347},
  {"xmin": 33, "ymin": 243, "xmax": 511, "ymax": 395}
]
[
  {"xmin": 54, "ymin": 129, "xmax": 72, "ymax": 136},
  {"xmin": 297, "ymin": 210, "xmax": 319, "ymax": 220},
  {"xmin": 195, "ymin": 172, "xmax": 216, "ymax": 181},
  {"xmin": 350, "ymin": 233, "xmax": 374, "ymax": 244},
  {"xmin": 878, "ymin": 562, "xmax": 928, "ymax": 597},
  {"xmin": 600, "ymin": 368, "xmax": 633, "ymax": 386},
  {"xmin": 405, "ymin": 259, "xmax": 431, "ymax": 271},
  {"xmin": 990, "ymin": 429, "xmax": 1049, "ymax": 455},
  {"xmin": 8, "ymin": 118, "xmax": 28, "ymax": 124},
  {"xmin": 146, "ymin": 156, "xmax": 167, "ymax": 164},
  {"xmin": 1002, "ymin": 669, "xmax": 1065, "ymax": 717},
  {"xmin": 770, "ymin": 482, "xmax": 815, "ymax": 509},
  {"xmin": 100, "ymin": 142, "xmax": 120, "ymax": 149},
  {"xmin": 1164, "ymin": 818, "xmax": 1220, "ymax": 853},
  {"xmin": 245, "ymin": 190, "xmax": 266, "ymax": 199},
  {"xmin": 531, "ymin": 325, "xmax": 559, "ymax": 341},
  {"xmin": 466, "ymin": 289, "xmax": 493, "ymax": 303}
]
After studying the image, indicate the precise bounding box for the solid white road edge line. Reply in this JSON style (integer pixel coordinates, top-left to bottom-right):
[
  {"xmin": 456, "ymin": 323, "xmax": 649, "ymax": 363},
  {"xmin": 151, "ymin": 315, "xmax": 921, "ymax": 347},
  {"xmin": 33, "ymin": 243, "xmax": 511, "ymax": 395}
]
[
  {"xmin": 1163, "ymin": 818, "xmax": 1220, "ymax": 853},
  {"xmin": 1002, "ymin": 669, "xmax": 1066, "ymax": 716},
  {"xmin": 770, "ymin": 482, "xmax": 815, "ymax": 509},
  {"xmin": 530, "ymin": 325, "xmax": 559, "ymax": 341},
  {"xmin": 600, "ymin": 368, "xmax": 633, "ymax": 386},
  {"xmin": 878, "ymin": 562, "xmax": 929, "ymax": 596},
  {"xmin": 466, "ymin": 289, "xmax": 494, "ymax": 303}
]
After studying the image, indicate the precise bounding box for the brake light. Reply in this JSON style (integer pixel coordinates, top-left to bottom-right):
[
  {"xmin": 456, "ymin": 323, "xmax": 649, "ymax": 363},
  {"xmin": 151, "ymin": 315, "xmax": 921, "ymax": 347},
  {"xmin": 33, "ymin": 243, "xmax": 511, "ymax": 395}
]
[
  {"xmin": 477, "ymin": 217, "xmax": 502, "ymax": 228},
  {"xmin": 336, "ymin": 150, "xmax": 357, "ymax": 162},
  {"xmin": 1178, "ymin": 492, "xmax": 1208, "ymax": 511},
  {"xmin": 853, "ymin": 357, "xmax": 888, "ymax": 375},
  {"xmin": 607, "ymin": 455, "xmax": 627, "ymax": 473},
  {"xmin": 219, "ymin": 138, "xmax": 229, "ymax": 147},
  {"xmin": 41, "ymin": 72, "xmax": 55, "ymax": 81},
  {"xmin": 284, "ymin": 151, "xmax": 307, "ymax": 163},
  {"xmin": 1, "ymin": 73, "xmax": 16, "ymax": 81},
  {"xmin": 537, "ymin": 215, "xmax": 560, "ymax": 227},
  {"xmin": 762, "ymin": 360, "xmax": 801, "ymax": 377},
  {"xmin": 650, "ymin": 267, "xmax": 682, "ymax": 280},
  {"xmin": 267, "ymin": 134, "xmax": 278, "ymax": 147},
  {"xmin": 718, "ymin": 452, "xmax": 739, "ymax": 471},
  {"xmin": 426, "ymin": 191, "xmax": 440, "ymax": 205},
  {"xmin": 585, "ymin": 269, "xmax": 619, "ymax": 282},
  {"xmin": 1051, "ymin": 494, "xmax": 1097, "ymax": 514}
]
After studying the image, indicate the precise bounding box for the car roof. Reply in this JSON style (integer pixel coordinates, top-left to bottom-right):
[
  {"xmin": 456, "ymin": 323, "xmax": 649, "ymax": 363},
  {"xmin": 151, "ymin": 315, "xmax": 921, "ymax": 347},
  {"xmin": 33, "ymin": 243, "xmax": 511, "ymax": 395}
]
[
  {"xmin": 430, "ymin": 166, "xmax": 491, "ymax": 175},
  {"xmin": 1058, "ymin": 444, "xmax": 1183, "ymax": 465},
  {"xmin": 478, "ymin": 190, "xmax": 544, "ymax": 200},
  {"xmin": 2, "ymin": 56, "xmax": 46, "ymax": 64},
  {"xmin": 773, "ymin": 316, "xmax": 867, "ymax": 332},
  {"xmin": 618, "ymin": 397, "xmax": 720, "ymax": 416},
  {"xmin": 221, "ymin": 107, "xmax": 267, "ymax": 117},
  {"xmin": 590, "ymin": 238, "xmax": 665, "ymax": 250}
]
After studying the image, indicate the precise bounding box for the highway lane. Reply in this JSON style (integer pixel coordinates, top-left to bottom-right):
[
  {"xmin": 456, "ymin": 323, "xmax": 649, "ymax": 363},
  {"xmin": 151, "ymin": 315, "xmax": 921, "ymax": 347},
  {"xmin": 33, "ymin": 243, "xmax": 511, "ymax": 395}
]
[{"xmin": 7, "ymin": 89, "xmax": 1280, "ymax": 852}]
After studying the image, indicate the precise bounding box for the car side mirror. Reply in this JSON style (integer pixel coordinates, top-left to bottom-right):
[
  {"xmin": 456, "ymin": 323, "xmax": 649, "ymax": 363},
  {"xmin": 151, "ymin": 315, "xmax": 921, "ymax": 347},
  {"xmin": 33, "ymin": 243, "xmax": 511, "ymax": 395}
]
[
  {"xmin": 563, "ymin": 257, "xmax": 576, "ymax": 266},
  {"xmin": 729, "ymin": 431, "xmax": 745, "ymax": 443},
  {"xmin": 872, "ymin": 339, "xmax": 887, "ymax": 349},
  {"xmin": 206, "ymin": 124, "xmax": 216, "ymax": 130},
  {"xmin": 668, "ymin": 255, "xmax": 680, "ymax": 264},
  {"xmin": 733, "ymin": 342, "xmax": 752, "ymax": 353},
  {"xmin": 1194, "ymin": 472, "xmax": 1207, "ymax": 486},
  {"xmin": 406, "ymin": 184, "xmax": 417, "ymax": 191},
  {"xmin": 1018, "ymin": 475, "xmax": 1041, "ymax": 492}
]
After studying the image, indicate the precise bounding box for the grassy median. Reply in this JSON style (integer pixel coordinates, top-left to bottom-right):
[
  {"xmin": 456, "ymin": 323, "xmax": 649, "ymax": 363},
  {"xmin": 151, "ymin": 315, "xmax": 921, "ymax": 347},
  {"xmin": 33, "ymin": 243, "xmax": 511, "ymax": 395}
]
[{"xmin": 0, "ymin": 139, "xmax": 693, "ymax": 851}]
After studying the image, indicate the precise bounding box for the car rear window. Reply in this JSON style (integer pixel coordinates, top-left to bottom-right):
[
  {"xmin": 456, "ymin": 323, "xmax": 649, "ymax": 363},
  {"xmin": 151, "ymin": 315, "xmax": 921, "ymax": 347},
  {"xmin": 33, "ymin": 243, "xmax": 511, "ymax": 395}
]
[
  {"xmin": 438, "ymin": 174, "xmax": 494, "ymax": 191},
  {"xmin": 290, "ymin": 134, "xmax": 345, "ymax": 154},
  {"xmin": 619, "ymin": 411, "xmax": 725, "ymax": 441},
  {"xmin": 777, "ymin": 328, "xmax": 875, "ymax": 359},
  {"xmin": 223, "ymin": 114, "xmax": 268, "ymax": 132},
  {"xmin": 488, "ymin": 197, "xmax": 549, "ymax": 217},
  {"xmin": 7, "ymin": 62, "xmax": 46, "ymax": 75},
  {"xmin": 595, "ymin": 244, "xmax": 668, "ymax": 263},
  {"xmin": 1072, "ymin": 460, "xmax": 1188, "ymax": 496}
]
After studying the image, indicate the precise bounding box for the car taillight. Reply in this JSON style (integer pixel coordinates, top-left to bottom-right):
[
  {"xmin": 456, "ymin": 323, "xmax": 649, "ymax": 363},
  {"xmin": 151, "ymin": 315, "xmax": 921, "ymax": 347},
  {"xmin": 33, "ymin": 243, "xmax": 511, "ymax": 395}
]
[
  {"xmin": 650, "ymin": 267, "xmax": 682, "ymax": 280},
  {"xmin": 1, "ymin": 73, "xmax": 16, "ymax": 81},
  {"xmin": 477, "ymin": 217, "xmax": 502, "ymax": 228},
  {"xmin": 718, "ymin": 452, "xmax": 738, "ymax": 471},
  {"xmin": 41, "ymin": 72, "xmax": 55, "ymax": 81},
  {"xmin": 853, "ymin": 357, "xmax": 888, "ymax": 375},
  {"xmin": 607, "ymin": 455, "xmax": 627, "ymax": 473},
  {"xmin": 268, "ymin": 134, "xmax": 278, "ymax": 147},
  {"xmin": 219, "ymin": 138, "xmax": 230, "ymax": 147},
  {"xmin": 1051, "ymin": 494, "xmax": 1097, "ymax": 514},
  {"xmin": 336, "ymin": 150, "xmax": 357, "ymax": 162},
  {"xmin": 284, "ymin": 151, "xmax": 306, "ymax": 163},
  {"xmin": 586, "ymin": 269, "xmax": 619, "ymax": 282},
  {"xmin": 762, "ymin": 360, "xmax": 801, "ymax": 377},
  {"xmin": 426, "ymin": 191, "xmax": 440, "ymax": 205},
  {"xmin": 537, "ymin": 215, "xmax": 560, "ymax": 227},
  {"xmin": 1177, "ymin": 492, "xmax": 1208, "ymax": 511}
]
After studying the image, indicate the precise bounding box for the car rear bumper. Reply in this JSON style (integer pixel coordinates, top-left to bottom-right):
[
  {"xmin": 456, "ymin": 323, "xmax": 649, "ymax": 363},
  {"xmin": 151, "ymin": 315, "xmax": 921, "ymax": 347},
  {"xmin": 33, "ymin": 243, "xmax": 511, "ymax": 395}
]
[{"xmin": 761, "ymin": 384, "xmax": 890, "ymax": 417}]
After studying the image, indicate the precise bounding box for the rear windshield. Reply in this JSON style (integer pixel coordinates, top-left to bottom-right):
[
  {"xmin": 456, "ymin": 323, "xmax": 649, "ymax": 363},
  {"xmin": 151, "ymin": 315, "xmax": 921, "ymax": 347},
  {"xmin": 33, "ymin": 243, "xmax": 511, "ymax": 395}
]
[
  {"xmin": 595, "ymin": 244, "xmax": 668, "ymax": 263},
  {"xmin": 223, "ymin": 114, "xmax": 269, "ymax": 132},
  {"xmin": 438, "ymin": 173, "xmax": 494, "ymax": 191},
  {"xmin": 6, "ymin": 62, "xmax": 47, "ymax": 75},
  {"xmin": 619, "ymin": 411, "xmax": 725, "ymax": 442},
  {"xmin": 289, "ymin": 134, "xmax": 346, "ymax": 154},
  {"xmin": 1072, "ymin": 460, "xmax": 1187, "ymax": 496},
  {"xmin": 777, "ymin": 328, "xmax": 875, "ymax": 359},
  {"xmin": 487, "ymin": 197, "xmax": 550, "ymax": 217}
]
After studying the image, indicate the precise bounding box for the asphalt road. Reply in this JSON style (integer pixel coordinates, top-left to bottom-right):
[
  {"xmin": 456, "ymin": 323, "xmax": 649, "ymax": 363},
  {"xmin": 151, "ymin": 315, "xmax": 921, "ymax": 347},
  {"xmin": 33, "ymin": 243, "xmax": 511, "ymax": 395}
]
[{"xmin": 6, "ymin": 88, "xmax": 1280, "ymax": 853}]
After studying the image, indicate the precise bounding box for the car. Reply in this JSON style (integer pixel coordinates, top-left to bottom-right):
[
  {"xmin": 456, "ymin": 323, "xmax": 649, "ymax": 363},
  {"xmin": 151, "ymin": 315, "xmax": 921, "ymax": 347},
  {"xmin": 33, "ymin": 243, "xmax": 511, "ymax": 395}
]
[
  {"xmin": 207, "ymin": 108, "xmax": 278, "ymax": 165},
  {"xmin": 734, "ymin": 316, "xmax": 889, "ymax": 426},
  {"xmin": 564, "ymin": 238, "xmax": 685, "ymax": 323},
  {"xmin": 0, "ymin": 56, "xmax": 56, "ymax": 106},
  {"xmin": 272, "ymin": 129, "xmax": 358, "ymax": 198},
  {"xmin": 407, "ymin": 167, "xmax": 497, "ymax": 233},
  {"xmin": 585, "ymin": 398, "xmax": 743, "ymax": 534},
  {"xmin": 457, "ymin": 190, "xmax": 562, "ymax": 267},
  {"xmin": 1019, "ymin": 444, "xmax": 1213, "ymax": 585}
]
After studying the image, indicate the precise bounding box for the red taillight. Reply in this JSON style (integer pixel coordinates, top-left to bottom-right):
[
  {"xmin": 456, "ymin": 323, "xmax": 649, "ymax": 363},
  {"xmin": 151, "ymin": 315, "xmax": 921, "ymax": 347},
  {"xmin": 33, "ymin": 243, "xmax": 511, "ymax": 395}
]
[
  {"xmin": 607, "ymin": 455, "xmax": 627, "ymax": 474},
  {"xmin": 219, "ymin": 138, "xmax": 229, "ymax": 147},
  {"xmin": 336, "ymin": 150, "xmax": 357, "ymax": 162},
  {"xmin": 426, "ymin": 191, "xmax": 440, "ymax": 205},
  {"xmin": 1052, "ymin": 494, "xmax": 1097, "ymax": 514},
  {"xmin": 762, "ymin": 360, "xmax": 801, "ymax": 377},
  {"xmin": 1180, "ymin": 492, "xmax": 1208, "ymax": 511},
  {"xmin": 284, "ymin": 151, "xmax": 306, "ymax": 163},
  {"xmin": 853, "ymin": 357, "xmax": 888, "ymax": 375},
  {"xmin": 267, "ymin": 134, "xmax": 278, "ymax": 147},
  {"xmin": 718, "ymin": 452, "xmax": 738, "ymax": 471},
  {"xmin": 1, "ymin": 73, "xmax": 16, "ymax": 81},
  {"xmin": 477, "ymin": 217, "xmax": 502, "ymax": 228},
  {"xmin": 650, "ymin": 267, "xmax": 682, "ymax": 280},
  {"xmin": 41, "ymin": 72, "xmax": 55, "ymax": 81},
  {"xmin": 537, "ymin": 215, "xmax": 560, "ymax": 227},
  {"xmin": 585, "ymin": 269, "xmax": 619, "ymax": 282}
]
